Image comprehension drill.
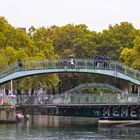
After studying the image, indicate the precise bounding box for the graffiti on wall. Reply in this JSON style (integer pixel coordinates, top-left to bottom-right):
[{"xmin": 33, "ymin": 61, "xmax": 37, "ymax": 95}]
[{"xmin": 0, "ymin": 96, "xmax": 17, "ymax": 106}]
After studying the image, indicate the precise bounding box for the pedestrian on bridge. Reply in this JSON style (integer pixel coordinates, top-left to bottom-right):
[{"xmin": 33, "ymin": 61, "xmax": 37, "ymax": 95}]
[
  {"xmin": 69, "ymin": 57, "xmax": 75, "ymax": 67},
  {"xmin": 18, "ymin": 59, "xmax": 23, "ymax": 71}
]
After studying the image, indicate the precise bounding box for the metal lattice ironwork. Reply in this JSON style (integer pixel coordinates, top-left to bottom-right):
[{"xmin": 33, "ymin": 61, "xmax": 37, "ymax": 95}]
[
  {"xmin": 0, "ymin": 59, "xmax": 140, "ymax": 84},
  {"xmin": 16, "ymin": 93, "xmax": 140, "ymax": 105},
  {"xmin": 62, "ymin": 83, "xmax": 123, "ymax": 94}
]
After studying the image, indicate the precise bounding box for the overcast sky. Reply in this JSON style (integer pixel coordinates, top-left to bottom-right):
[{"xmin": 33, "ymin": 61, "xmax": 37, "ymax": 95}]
[{"xmin": 0, "ymin": 0, "xmax": 140, "ymax": 31}]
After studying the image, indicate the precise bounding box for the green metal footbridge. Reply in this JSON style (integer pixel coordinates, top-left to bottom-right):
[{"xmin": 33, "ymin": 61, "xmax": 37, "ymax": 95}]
[
  {"xmin": 62, "ymin": 83, "xmax": 123, "ymax": 94},
  {"xmin": 0, "ymin": 59, "xmax": 140, "ymax": 85}
]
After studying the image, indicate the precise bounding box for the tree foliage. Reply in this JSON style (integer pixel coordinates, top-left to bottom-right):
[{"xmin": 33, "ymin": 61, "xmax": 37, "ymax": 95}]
[{"xmin": 121, "ymin": 36, "xmax": 140, "ymax": 69}]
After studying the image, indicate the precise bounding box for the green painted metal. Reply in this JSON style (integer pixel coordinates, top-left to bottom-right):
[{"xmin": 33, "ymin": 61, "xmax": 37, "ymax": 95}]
[
  {"xmin": 52, "ymin": 92, "xmax": 140, "ymax": 105},
  {"xmin": 17, "ymin": 93, "xmax": 140, "ymax": 105},
  {"xmin": 62, "ymin": 83, "xmax": 123, "ymax": 94},
  {"xmin": 0, "ymin": 59, "xmax": 140, "ymax": 85}
]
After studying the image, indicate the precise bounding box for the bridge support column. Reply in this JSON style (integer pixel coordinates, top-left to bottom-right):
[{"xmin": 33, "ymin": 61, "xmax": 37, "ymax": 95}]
[
  {"xmin": 138, "ymin": 86, "xmax": 140, "ymax": 96},
  {"xmin": 3, "ymin": 85, "xmax": 5, "ymax": 95},
  {"xmin": 131, "ymin": 85, "xmax": 139, "ymax": 95},
  {"xmin": 127, "ymin": 84, "xmax": 140, "ymax": 95},
  {"xmin": 10, "ymin": 79, "xmax": 13, "ymax": 95},
  {"xmin": 129, "ymin": 84, "xmax": 133, "ymax": 94},
  {"xmin": 125, "ymin": 83, "xmax": 139, "ymax": 94},
  {"xmin": 123, "ymin": 88, "xmax": 128, "ymax": 95}
]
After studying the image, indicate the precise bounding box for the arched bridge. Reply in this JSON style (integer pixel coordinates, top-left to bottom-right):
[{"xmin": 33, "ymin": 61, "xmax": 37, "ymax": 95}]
[
  {"xmin": 0, "ymin": 59, "xmax": 140, "ymax": 85},
  {"xmin": 62, "ymin": 83, "xmax": 123, "ymax": 94}
]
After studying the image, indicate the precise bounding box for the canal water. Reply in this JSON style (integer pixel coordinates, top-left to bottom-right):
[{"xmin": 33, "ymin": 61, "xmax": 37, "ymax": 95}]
[{"xmin": 0, "ymin": 116, "xmax": 140, "ymax": 140}]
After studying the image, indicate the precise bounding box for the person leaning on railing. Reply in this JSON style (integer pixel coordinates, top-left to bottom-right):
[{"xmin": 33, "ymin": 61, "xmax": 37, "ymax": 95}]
[{"xmin": 93, "ymin": 56, "xmax": 112, "ymax": 69}]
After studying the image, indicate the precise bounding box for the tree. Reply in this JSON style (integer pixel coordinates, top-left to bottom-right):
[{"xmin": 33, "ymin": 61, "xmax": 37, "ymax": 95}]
[
  {"xmin": 96, "ymin": 22, "xmax": 139, "ymax": 60},
  {"xmin": 120, "ymin": 36, "xmax": 140, "ymax": 69}
]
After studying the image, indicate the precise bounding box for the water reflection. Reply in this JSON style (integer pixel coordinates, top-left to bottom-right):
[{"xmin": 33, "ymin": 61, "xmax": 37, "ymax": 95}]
[
  {"xmin": 0, "ymin": 116, "xmax": 140, "ymax": 139},
  {"xmin": 99, "ymin": 122, "xmax": 140, "ymax": 140},
  {"xmin": 29, "ymin": 115, "xmax": 98, "ymax": 127},
  {"xmin": 16, "ymin": 116, "xmax": 101, "ymax": 140}
]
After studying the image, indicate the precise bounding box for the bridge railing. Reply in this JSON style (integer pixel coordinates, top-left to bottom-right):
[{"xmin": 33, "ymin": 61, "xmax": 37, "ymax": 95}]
[
  {"xmin": 73, "ymin": 94, "xmax": 117, "ymax": 104},
  {"xmin": 16, "ymin": 93, "xmax": 140, "ymax": 105},
  {"xmin": 0, "ymin": 59, "xmax": 140, "ymax": 81},
  {"xmin": 0, "ymin": 63, "xmax": 17, "ymax": 78},
  {"xmin": 23, "ymin": 59, "xmax": 140, "ymax": 80},
  {"xmin": 54, "ymin": 93, "xmax": 140, "ymax": 104},
  {"xmin": 16, "ymin": 94, "xmax": 51, "ymax": 105}
]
